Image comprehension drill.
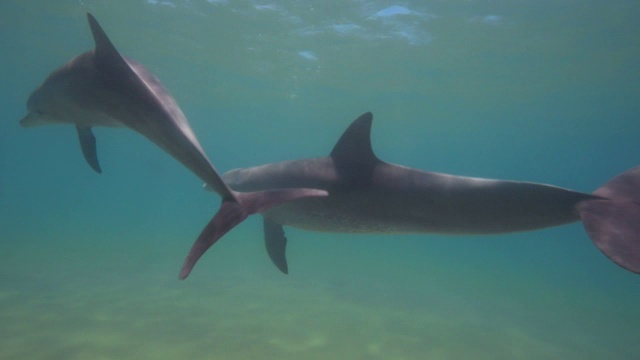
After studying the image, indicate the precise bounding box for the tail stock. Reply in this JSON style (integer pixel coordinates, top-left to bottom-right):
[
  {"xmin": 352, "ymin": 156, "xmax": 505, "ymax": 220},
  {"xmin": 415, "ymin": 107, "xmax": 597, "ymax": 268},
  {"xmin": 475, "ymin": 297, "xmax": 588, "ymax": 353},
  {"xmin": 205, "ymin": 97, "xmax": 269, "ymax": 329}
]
[
  {"xmin": 179, "ymin": 188, "xmax": 327, "ymax": 279},
  {"xmin": 577, "ymin": 166, "xmax": 640, "ymax": 274}
]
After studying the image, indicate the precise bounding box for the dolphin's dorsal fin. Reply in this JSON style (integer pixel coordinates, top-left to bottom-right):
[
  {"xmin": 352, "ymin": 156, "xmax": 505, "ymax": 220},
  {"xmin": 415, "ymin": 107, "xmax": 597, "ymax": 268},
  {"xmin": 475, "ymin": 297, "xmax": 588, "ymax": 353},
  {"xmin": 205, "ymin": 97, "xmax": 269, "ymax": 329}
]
[
  {"xmin": 330, "ymin": 112, "xmax": 379, "ymax": 184},
  {"xmin": 330, "ymin": 112, "xmax": 377, "ymax": 163},
  {"xmin": 87, "ymin": 13, "xmax": 134, "ymax": 81}
]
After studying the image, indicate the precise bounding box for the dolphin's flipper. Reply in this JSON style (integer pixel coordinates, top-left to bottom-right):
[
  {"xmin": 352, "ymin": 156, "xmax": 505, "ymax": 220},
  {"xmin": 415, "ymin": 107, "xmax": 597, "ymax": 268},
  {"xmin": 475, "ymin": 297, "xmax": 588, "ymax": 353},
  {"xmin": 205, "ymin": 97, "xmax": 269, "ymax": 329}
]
[
  {"xmin": 578, "ymin": 166, "xmax": 640, "ymax": 273},
  {"xmin": 179, "ymin": 188, "xmax": 327, "ymax": 279},
  {"xmin": 76, "ymin": 126, "xmax": 102, "ymax": 173},
  {"xmin": 264, "ymin": 218, "xmax": 289, "ymax": 274}
]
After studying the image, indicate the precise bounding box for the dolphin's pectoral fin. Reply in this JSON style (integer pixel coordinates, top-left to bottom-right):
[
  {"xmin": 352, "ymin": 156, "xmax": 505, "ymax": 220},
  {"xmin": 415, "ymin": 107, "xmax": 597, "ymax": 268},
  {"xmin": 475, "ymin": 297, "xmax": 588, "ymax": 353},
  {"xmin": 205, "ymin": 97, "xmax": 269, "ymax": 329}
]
[
  {"xmin": 76, "ymin": 126, "xmax": 102, "ymax": 173},
  {"xmin": 264, "ymin": 217, "xmax": 289, "ymax": 274}
]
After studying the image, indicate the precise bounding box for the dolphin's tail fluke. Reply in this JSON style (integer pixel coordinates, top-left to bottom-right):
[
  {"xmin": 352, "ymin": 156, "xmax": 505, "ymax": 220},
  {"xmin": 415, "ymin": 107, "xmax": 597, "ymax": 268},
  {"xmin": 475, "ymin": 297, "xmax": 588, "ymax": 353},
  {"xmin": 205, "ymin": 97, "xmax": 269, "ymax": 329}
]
[
  {"xmin": 179, "ymin": 188, "xmax": 327, "ymax": 279},
  {"xmin": 578, "ymin": 166, "xmax": 640, "ymax": 274}
]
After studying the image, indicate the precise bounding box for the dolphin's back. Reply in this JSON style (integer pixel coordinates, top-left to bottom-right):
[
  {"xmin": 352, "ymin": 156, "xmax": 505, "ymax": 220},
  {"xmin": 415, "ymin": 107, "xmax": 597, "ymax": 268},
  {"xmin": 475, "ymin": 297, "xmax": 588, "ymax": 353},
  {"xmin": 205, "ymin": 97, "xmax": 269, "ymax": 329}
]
[
  {"xmin": 86, "ymin": 13, "xmax": 234, "ymax": 198},
  {"xmin": 370, "ymin": 164, "xmax": 593, "ymax": 233}
]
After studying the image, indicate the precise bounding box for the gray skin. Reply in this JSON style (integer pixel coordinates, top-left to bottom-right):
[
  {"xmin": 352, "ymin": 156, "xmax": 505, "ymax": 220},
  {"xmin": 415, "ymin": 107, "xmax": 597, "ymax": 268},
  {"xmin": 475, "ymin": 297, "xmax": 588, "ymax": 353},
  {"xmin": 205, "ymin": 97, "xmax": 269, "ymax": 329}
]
[
  {"xmin": 223, "ymin": 112, "xmax": 640, "ymax": 275},
  {"xmin": 21, "ymin": 14, "xmax": 228, "ymax": 195},
  {"xmin": 21, "ymin": 13, "xmax": 327, "ymax": 279}
]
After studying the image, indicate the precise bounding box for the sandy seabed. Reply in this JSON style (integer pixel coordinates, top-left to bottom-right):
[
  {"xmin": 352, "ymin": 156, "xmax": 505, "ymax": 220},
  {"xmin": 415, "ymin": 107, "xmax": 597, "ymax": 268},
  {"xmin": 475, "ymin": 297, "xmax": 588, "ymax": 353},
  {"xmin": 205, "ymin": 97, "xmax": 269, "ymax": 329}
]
[{"xmin": 1, "ymin": 229, "xmax": 639, "ymax": 360}]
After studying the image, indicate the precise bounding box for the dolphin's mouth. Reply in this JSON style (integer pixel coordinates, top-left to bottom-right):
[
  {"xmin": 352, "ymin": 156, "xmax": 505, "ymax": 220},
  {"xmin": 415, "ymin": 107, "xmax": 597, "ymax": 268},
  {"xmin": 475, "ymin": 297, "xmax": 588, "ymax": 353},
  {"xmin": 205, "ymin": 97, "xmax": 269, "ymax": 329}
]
[
  {"xmin": 20, "ymin": 113, "xmax": 39, "ymax": 128},
  {"xmin": 19, "ymin": 115, "xmax": 30, "ymax": 127}
]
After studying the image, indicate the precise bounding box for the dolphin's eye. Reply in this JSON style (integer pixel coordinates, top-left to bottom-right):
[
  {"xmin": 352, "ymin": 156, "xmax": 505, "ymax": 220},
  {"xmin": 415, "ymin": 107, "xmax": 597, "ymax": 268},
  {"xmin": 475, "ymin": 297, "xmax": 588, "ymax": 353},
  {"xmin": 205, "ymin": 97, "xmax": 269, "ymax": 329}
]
[{"xmin": 35, "ymin": 109, "xmax": 44, "ymax": 116}]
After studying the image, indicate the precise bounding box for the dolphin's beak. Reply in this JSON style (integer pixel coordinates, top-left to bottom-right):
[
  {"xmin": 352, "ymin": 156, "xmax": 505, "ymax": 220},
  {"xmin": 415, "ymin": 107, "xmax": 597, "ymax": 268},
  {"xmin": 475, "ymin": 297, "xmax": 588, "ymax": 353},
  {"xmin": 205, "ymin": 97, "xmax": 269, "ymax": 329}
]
[{"xmin": 20, "ymin": 113, "xmax": 40, "ymax": 128}]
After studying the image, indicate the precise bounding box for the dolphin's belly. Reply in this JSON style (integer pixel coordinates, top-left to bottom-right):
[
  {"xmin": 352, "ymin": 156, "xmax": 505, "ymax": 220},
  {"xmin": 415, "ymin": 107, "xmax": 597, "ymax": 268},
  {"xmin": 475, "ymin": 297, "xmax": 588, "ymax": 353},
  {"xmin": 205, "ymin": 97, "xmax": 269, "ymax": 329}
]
[
  {"xmin": 225, "ymin": 160, "xmax": 595, "ymax": 234},
  {"xmin": 263, "ymin": 208, "xmax": 426, "ymax": 233},
  {"xmin": 77, "ymin": 110, "xmax": 123, "ymax": 127},
  {"xmin": 263, "ymin": 193, "xmax": 414, "ymax": 233}
]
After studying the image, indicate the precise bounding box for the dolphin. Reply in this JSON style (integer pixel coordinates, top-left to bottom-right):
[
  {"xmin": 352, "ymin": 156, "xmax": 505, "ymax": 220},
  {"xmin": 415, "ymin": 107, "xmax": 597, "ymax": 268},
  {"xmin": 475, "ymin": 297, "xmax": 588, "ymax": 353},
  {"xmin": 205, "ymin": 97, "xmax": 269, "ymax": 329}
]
[
  {"xmin": 220, "ymin": 112, "xmax": 640, "ymax": 275},
  {"xmin": 21, "ymin": 13, "xmax": 327, "ymax": 279}
]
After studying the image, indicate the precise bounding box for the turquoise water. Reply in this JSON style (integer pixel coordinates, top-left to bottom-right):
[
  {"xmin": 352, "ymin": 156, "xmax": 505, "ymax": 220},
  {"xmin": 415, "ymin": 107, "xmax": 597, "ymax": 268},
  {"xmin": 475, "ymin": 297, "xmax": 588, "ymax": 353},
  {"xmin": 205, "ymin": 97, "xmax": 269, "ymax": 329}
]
[{"xmin": 2, "ymin": 0, "xmax": 640, "ymax": 359}]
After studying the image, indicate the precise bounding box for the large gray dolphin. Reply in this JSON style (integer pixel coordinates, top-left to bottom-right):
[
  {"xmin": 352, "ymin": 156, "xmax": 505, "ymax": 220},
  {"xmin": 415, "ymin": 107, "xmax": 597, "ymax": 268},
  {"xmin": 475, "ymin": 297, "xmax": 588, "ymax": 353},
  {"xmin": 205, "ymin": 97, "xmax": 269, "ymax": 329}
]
[
  {"xmin": 221, "ymin": 112, "xmax": 640, "ymax": 275},
  {"xmin": 21, "ymin": 13, "xmax": 327, "ymax": 279}
]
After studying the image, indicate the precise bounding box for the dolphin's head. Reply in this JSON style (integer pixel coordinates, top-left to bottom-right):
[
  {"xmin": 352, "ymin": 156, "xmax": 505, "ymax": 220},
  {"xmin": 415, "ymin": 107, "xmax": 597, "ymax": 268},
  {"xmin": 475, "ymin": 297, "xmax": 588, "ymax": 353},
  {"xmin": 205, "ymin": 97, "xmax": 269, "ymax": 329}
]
[
  {"xmin": 20, "ymin": 87, "xmax": 53, "ymax": 128},
  {"xmin": 21, "ymin": 74, "xmax": 71, "ymax": 128},
  {"xmin": 21, "ymin": 52, "xmax": 126, "ymax": 130},
  {"xmin": 21, "ymin": 62, "xmax": 83, "ymax": 128}
]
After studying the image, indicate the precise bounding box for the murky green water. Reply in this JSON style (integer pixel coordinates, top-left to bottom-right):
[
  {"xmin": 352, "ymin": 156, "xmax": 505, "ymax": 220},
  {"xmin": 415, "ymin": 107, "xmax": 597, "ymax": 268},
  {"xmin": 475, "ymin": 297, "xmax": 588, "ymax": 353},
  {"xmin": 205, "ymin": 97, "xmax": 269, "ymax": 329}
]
[{"xmin": 1, "ymin": 1, "xmax": 639, "ymax": 359}]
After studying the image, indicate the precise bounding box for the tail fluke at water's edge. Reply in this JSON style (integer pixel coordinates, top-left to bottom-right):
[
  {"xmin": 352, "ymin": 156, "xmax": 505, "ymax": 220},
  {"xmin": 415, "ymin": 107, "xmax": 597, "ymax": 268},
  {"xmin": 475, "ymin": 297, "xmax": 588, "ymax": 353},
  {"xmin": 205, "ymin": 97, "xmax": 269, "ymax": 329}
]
[
  {"xmin": 578, "ymin": 166, "xmax": 640, "ymax": 274},
  {"xmin": 179, "ymin": 188, "xmax": 327, "ymax": 280}
]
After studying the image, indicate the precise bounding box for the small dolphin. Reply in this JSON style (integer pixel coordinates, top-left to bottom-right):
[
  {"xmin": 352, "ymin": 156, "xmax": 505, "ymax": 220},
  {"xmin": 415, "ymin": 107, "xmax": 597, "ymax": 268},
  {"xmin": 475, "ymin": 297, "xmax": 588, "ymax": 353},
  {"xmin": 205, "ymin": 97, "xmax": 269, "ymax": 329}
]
[
  {"xmin": 222, "ymin": 112, "xmax": 640, "ymax": 275},
  {"xmin": 21, "ymin": 13, "xmax": 327, "ymax": 279}
]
